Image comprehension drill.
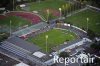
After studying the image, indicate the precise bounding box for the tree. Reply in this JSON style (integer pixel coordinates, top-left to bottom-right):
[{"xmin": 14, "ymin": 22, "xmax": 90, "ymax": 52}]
[
  {"xmin": 87, "ymin": 29, "xmax": 96, "ymax": 40},
  {"xmin": 62, "ymin": 5, "xmax": 65, "ymax": 17},
  {"xmin": 93, "ymin": 58, "xmax": 100, "ymax": 66},
  {"xmin": 59, "ymin": 51, "xmax": 69, "ymax": 58},
  {"xmin": 85, "ymin": 63, "xmax": 90, "ymax": 66},
  {"xmin": 78, "ymin": 0, "xmax": 100, "ymax": 8},
  {"xmin": 65, "ymin": 4, "xmax": 69, "ymax": 17},
  {"xmin": 0, "ymin": 32, "xmax": 9, "ymax": 42},
  {"xmin": 90, "ymin": 43, "xmax": 100, "ymax": 50},
  {"xmin": 91, "ymin": 0, "xmax": 100, "ymax": 8}
]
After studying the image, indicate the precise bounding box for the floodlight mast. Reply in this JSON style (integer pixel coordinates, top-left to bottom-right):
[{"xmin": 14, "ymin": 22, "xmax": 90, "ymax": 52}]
[
  {"xmin": 46, "ymin": 9, "xmax": 49, "ymax": 22},
  {"xmin": 13, "ymin": 0, "xmax": 14, "ymax": 11},
  {"xmin": 45, "ymin": 35, "xmax": 48, "ymax": 53},
  {"xmin": 59, "ymin": 8, "xmax": 62, "ymax": 19},
  {"xmin": 87, "ymin": 18, "xmax": 89, "ymax": 32}
]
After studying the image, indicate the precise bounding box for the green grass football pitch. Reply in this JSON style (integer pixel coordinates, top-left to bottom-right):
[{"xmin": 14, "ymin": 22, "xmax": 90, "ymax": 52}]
[
  {"xmin": 27, "ymin": 29, "xmax": 77, "ymax": 52},
  {"xmin": 66, "ymin": 9, "xmax": 100, "ymax": 34}
]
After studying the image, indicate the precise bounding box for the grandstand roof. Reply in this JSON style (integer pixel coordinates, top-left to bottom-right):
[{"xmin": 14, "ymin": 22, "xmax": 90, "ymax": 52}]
[
  {"xmin": 6, "ymin": 36, "xmax": 40, "ymax": 53},
  {"xmin": 53, "ymin": 39, "xmax": 82, "ymax": 51},
  {"xmin": 13, "ymin": 22, "xmax": 48, "ymax": 37}
]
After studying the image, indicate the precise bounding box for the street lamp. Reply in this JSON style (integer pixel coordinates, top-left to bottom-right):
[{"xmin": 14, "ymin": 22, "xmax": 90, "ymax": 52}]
[
  {"xmin": 10, "ymin": 20, "xmax": 12, "ymax": 36},
  {"xmin": 68, "ymin": 3, "xmax": 71, "ymax": 14},
  {"xmin": 66, "ymin": 4, "xmax": 68, "ymax": 16},
  {"xmin": 77, "ymin": 62, "xmax": 81, "ymax": 66},
  {"xmin": 45, "ymin": 35, "xmax": 48, "ymax": 53},
  {"xmin": 18, "ymin": 22, "xmax": 21, "ymax": 30},
  {"xmin": 39, "ymin": 0, "xmax": 40, "ymax": 3},
  {"xmin": 13, "ymin": 0, "xmax": 14, "ymax": 11},
  {"xmin": 62, "ymin": 5, "xmax": 65, "ymax": 16},
  {"xmin": 80, "ymin": 0, "xmax": 83, "ymax": 8},
  {"xmin": 46, "ymin": 9, "xmax": 49, "ymax": 22},
  {"xmin": 59, "ymin": 8, "xmax": 62, "ymax": 19},
  {"xmin": 87, "ymin": 18, "xmax": 89, "ymax": 32}
]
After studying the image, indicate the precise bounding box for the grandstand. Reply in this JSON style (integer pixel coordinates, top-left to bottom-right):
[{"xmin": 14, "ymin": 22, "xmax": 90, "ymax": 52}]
[
  {"xmin": 0, "ymin": 36, "xmax": 48, "ymax": 66},
  {"xmin": 6, "ymin": 36, "xmax": 40, "ymax": 53},
  {"xmin": 12, "ymin": 22, "xmax": 48, "ymax": 38}
]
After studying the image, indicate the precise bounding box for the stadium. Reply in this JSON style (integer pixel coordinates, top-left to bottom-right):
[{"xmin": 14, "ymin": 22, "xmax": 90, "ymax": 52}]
[{"xmin": 0, "ymin": 0, "xmax": 100, "ymax": 66}]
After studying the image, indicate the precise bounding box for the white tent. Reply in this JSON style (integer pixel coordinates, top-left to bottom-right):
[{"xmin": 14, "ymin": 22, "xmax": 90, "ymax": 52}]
[
  {"xmin": 14, "ymin": 62, "xmax": 29, "ymax": 66},
  {"xmin": 20, "ymin": 4, "xmax": 26, "ymax": 8},
  {"xmin": 77, "ymin": 53, "xmax": 88, "ymax": 59},
  {"xmin": 33, "ymin": 51, "xmax": 46, "ymax": 58}
]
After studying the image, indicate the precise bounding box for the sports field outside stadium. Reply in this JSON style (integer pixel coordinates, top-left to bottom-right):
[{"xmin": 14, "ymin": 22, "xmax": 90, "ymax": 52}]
[
  {"xmin": 29, "ymin": 0, "xmax": 67, "ymax": 11},
  {"xmin": 27, "ymin": 29, "xmax": 77, "ymax": 52},
  {"xmin": 66, "ymin": 9, "xmax": 100, "ymax": 34},
  {"xmin": 0, "ymin": 16, "xmax": 31, "ymax": 29},
  {"xmin": 0, "ymin": 11, "xmax": 42, "ymax": 31},
  {"xmin": 18, "ymin": 0, "xmax": 69, "ymax": 19}
]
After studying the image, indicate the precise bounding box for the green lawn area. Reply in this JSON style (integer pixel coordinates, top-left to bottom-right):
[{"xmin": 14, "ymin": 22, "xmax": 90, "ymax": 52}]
[
  {"xmin": 27, "ymin": 29, "xmax": 77, "ymax": 52},
  {"xmin": 66, "ymin": 9, "xmax": 100, "ymax": 34},
  {"xmin": 0, "ymin": 16, "xmax": 31, "ymax": 30},
  {"xmin": 29, "ymin": 0, "xmax": 66, "ymax": 11}
]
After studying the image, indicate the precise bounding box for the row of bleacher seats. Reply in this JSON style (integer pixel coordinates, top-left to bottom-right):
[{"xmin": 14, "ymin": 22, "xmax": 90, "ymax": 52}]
[{"xmin": 0, "ymin": 41, "xmax": 27, "ymax": 58}]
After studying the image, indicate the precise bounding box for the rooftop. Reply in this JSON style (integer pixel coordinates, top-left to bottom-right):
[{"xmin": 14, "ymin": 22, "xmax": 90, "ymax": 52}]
[{"xmin": 6, "ymin": 36, "xmax": 40, "ymax": 53}]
